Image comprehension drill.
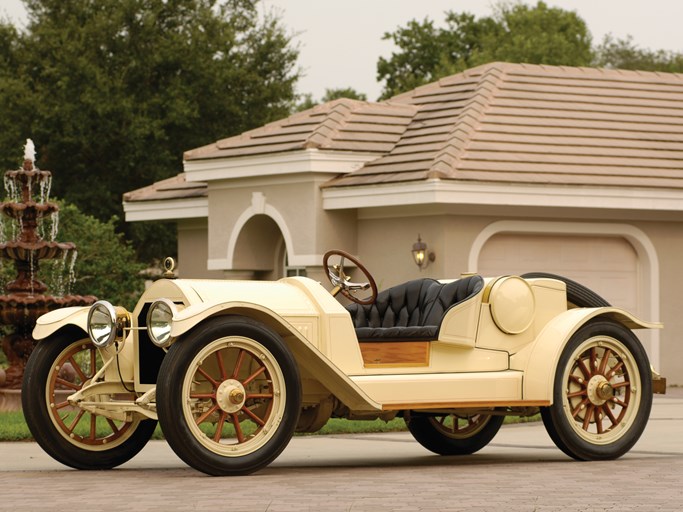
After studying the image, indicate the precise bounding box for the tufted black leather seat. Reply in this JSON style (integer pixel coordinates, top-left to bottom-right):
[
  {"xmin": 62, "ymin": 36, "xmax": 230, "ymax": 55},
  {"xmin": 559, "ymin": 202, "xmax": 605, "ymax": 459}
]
[{"xmin": 346, "ymin": 275, "xmax": 484, "ymax": 342}]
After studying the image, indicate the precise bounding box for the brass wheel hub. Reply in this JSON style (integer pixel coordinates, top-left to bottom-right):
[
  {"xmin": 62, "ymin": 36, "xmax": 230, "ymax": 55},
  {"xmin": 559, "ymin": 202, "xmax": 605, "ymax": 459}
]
[
  {"xmin": 586, "ymin": 375, "xmax": 613, "ymax": 406},
  {"xmin": 216, "ymin": 379, "xmax": 246, "ymax": 413}
]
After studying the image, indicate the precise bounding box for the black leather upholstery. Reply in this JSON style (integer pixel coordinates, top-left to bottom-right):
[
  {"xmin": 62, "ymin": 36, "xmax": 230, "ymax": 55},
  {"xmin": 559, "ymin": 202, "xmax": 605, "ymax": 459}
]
[{"xmin": 346, "ymin": 275, "xmax": 484, "ymax": 341}]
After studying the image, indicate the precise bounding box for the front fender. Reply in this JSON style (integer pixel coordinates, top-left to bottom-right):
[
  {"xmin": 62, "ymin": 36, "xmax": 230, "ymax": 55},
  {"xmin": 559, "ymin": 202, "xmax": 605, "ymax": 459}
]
[
  {"xmin": 32, "ymin": 306, "xmax": 90, "ymax": 340},
  {"xmin": 170, "ymin": 301, "xmax": 288, "ymax": 338},
  {"xmin": 169, "ymin": 301, "xmax": 382, "ymax": 413},
  {"xmin": 511, "ymin": 307, "xmax": 662, "ymax": 402}
]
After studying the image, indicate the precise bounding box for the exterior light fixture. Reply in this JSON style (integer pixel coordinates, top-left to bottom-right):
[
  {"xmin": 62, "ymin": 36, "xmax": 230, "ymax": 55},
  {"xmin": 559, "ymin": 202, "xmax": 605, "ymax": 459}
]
[{"xmin": 412, "ymin": 235, "xmax": 435, "ymax": 270}]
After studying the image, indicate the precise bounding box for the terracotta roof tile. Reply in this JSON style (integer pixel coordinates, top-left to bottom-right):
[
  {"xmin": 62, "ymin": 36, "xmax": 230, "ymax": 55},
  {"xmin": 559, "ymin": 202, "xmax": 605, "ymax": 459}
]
[
  {"xmin": 128, "ymin": 62, "xmax": 683, "ymax": 203},
  {"xmin": 183, "ymin": 98, "xmax": 417, "ymax": 160},
  {"xmin": 123, "ymin": 174, "xmax": 207, "ymax": 202},
  {"xmin": 325, "ymin": 62, "xmax": 683, "ymax": 189}
]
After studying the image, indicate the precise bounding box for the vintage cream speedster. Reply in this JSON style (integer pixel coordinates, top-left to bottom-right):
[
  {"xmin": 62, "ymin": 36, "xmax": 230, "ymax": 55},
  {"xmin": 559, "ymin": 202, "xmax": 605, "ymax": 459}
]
[{"xmin": 22, "ymin": 250, "xmax": 665, "ymax": 476}]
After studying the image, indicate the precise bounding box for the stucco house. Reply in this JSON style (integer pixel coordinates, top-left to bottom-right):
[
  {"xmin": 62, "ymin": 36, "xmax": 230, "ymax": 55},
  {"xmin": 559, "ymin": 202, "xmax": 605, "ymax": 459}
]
[{"xmin": 123, "ymin": 62, "xmax": 683, "ymax": 384}]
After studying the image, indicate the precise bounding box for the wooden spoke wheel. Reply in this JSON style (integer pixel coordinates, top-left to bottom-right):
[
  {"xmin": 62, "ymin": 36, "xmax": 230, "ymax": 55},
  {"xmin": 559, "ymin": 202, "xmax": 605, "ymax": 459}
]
[
  {"xmin": 157, "ymin": 316, "xmax": 301, "ymax": 476},
  {"xmin": 406, "ymin": 412, "xmax": 504, "ymax": 455},
  {"xmin": 541, "ymin": 320, "xmax": 652, "ymax": 460},
  {"xmin": 22, "ymin": 332, "xmax": 157, "ymax": 469}
]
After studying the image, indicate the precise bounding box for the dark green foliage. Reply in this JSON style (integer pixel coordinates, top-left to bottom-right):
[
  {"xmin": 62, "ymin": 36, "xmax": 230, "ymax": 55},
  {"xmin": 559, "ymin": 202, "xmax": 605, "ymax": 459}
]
[
  {"xmin": 55, "ymin": 201, "xmax": 145, "ymax": 309},
  {"xmin": 0, "ymin": 0, "xmax": 299, "ymax": 258},
  {"xmin": 295, "ymin": 87, "xmax": 367, "ymax": 112},
  {"xmin": 322, "ymin": 87, "xmax": 367, "ymax": 102},
  {"xmin": 126, "ymin": 221, "xmax": 177, "ymax": 266},
  {"xmin": 0, "ymin": 24, "xmax": 31, "ymax": 167},
  {"xmin": 295, "ymin": 93, "xmax": 317, "ymax": 112},
  {"xmin": 378, "ymin": 1, "xmax": 683, "ymax": 100},
  {"xmin": 593, "ymin": 34, "xmax": 683, "ymax": 73},
  {"xmin": 377, "ymin": 1, "xmax": 593, "ymax": 99}
]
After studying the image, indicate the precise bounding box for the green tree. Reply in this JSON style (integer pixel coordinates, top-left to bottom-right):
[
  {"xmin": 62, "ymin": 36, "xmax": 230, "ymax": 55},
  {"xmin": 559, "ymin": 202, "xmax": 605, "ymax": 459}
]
[
  {"xmin": 377, "ymin": 1, "xmax": 592, "ymax": 99},
  {"xmin": 593, "ymin": 34, "xmax": 683, "ymax": 73},
  {"xmin": 0, "ymin": 0, "xmax": 299, "ymax": 260},
  {"xmin": 55, "ymin": 202, "xmax": 145, "ymax": 309},
  {"xmin": 295, "ymin": 93, "xmax": 317, "ymax": 112},
  {"xmin": 295, "ymin": 87, "xmax": 367, "ymax": 112},
  {"xmin": 321, "ymin": 87, "xmax": 367, "ymax": 102},
  {"xmin": 0, "ymin": 24, "xmax": 30, "ymax": 163}
]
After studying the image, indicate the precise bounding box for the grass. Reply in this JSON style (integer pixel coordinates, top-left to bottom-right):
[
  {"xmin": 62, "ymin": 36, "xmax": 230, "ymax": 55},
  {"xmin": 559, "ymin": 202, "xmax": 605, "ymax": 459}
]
[
  {"xmin": 0, "ymin": 411, "xmax": 538, "ymax": 442},
  {"xmin": 0, "ymin": 411, "xmax": 164, "ymax": 441},
  {"xmin": 0, "ymin": 411, "xmax": 32, "ymax": 441}
]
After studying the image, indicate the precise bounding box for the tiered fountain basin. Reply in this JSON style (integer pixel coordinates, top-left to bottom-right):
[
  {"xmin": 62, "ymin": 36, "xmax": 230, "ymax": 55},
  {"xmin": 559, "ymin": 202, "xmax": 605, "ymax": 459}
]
[
  {"xmin": 0, "ymin": 294, "xmax": 95, "ymax": 325},
  {"xmin": 3, "ymin": 169, "xmax": 53, "ymax": 193},
  {"xmin": 0, "ymin": 240, "xmax": 75, "ymax": 260},
  {"xmin": 0, "ymin": 201, "xmax": 58, "ymax": 220}
]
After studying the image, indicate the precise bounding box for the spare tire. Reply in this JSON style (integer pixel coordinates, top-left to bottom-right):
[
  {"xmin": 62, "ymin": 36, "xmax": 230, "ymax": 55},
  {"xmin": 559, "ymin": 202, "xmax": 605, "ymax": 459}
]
[{"xmin": 521, "ymin": 272, "xmax": 610, "ymax": 308}]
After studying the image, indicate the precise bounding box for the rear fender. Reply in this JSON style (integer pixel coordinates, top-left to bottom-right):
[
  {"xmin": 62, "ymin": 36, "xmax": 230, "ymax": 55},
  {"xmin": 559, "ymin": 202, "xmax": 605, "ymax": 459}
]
[
  {"xmin": 171, "ymin": 302, "xmax": 381, "ymax": 413},
  {"xmin": 32, "ymin": 307, "xmax": 90, "ymax": 340},
  {"xmin": 512, "ymin": 307, "xmax": 661, "ymax": 402}
]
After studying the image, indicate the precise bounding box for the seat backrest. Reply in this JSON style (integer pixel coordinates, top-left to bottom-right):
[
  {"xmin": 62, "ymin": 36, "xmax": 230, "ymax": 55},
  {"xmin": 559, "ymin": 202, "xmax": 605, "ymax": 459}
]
[
  {"xmin": 419, "ymin": 275, "xmax": 484, "ymax": 326},
  {"xmin": 346, "ymin": 275, "xmax": 484, "ymax": 329},
  {"xmin": 347, "ymin": 278, "xmax": 437, "ymax": 329}
]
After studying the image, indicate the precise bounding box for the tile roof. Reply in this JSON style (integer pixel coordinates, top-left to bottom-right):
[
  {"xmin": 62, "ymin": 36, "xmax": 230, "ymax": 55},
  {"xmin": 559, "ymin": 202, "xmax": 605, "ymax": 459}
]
[
  {"xmin": 183, "ymin": 98, "xmax": 417, "ymax": 160},
  {"xmin": 326, "ymin": 62, "xmax": 683, "ymax": 189},
  {"xmin": 125, "ymin": 62, "xmax": 683, "ymax": 203},
  {"xmin": 122, "ymin": 173, "xmax": 206, "ymax": 202}
]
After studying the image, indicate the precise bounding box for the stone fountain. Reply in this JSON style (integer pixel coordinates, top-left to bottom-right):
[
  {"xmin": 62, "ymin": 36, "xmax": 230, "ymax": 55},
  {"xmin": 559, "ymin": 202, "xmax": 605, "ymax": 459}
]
[{"xmin": 0, "ymin": 140, "xmax": 96, "ymax": 410}]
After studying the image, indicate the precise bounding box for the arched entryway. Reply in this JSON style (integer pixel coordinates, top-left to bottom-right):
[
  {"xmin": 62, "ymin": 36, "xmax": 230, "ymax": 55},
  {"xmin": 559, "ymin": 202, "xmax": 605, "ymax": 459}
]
[{"xmin": 232, "ymin": 214, "xmax": 286, "ymax": 280}]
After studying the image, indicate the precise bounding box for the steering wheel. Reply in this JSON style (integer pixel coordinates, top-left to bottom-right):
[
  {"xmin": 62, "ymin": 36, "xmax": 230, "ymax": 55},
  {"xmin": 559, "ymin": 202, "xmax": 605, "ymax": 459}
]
[{"xmin": 323, "ymin": 250, "xmax": 378, "ymax": 305}]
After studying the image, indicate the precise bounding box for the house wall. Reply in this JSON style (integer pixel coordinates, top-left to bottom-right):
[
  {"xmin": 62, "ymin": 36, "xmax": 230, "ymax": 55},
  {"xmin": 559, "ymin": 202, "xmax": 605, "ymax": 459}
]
[
  {"xmin": 354, "ymin": 211, "xmax": 683, "ymax": 385},
  {"xmin": 177, "ymin": 218, "xmax": 223, "ymax": 279},
  {"xmin": 206, "ymin": 175, "xmax": 356, "ymax": 273},
  {"xmin": 356, "ymin": 211, "xmax": 490, "ymax": 287},
  {"xmin": 633, "ymin": 220, "xmax": 683, "ymax": 385}
]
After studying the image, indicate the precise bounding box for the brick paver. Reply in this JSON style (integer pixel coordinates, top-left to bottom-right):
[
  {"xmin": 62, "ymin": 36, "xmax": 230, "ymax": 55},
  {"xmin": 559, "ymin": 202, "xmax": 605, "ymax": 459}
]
[{"xmin": 1, "ymin": 392, "xmax": 682, "ymax": 511}]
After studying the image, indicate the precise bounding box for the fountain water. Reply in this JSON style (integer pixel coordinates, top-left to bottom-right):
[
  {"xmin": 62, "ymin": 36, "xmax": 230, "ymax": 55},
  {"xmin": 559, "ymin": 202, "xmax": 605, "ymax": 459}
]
[{"xmin": 0, "ymin": 140, "xmax": 96, "ymax": 409}]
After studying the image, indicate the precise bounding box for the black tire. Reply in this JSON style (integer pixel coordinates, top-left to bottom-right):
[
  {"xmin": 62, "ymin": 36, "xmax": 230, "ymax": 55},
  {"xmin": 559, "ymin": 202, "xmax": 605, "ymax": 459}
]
[
  {"xmin": 540, "ymin": 319, "xmax": 652, "ymax": 460},
  {"xmin": 521, "ymin": 272, "xmax": 610, "ymax": 308},
  {"xmin": 521, "ymin": 273, "xmax": 612, "ymax": 455},
  {"xmin": 406, "ymin": 413, "xmax": 504, "ymax": 455},
  {"xmin": 156, "ymin": 316, "xmax": 301, "ymax": 476},
  {"xmin": 21, "ymin": 331, "xmax": 157, "ymax": 469}
]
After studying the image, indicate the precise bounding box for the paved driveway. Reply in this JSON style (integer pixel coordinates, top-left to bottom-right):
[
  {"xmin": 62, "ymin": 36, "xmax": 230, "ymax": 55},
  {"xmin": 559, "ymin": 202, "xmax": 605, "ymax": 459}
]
[{"xmin": 2, "ymin": 391, "xmax": 682, "ymax": 511}]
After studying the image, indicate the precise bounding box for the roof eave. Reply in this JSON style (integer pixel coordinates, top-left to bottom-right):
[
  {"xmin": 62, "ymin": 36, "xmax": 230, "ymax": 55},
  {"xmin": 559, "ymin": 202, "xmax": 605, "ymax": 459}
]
[{"xmin": 322, "ymin": 179, "xmax": 683, "ymax": 213}]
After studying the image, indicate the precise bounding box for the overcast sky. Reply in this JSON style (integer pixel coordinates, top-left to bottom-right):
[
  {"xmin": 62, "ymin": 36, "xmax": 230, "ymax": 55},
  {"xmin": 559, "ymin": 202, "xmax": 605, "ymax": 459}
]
[{"xmin": 3, "ymin": 0, "xmax": 682, "ymax": 101}]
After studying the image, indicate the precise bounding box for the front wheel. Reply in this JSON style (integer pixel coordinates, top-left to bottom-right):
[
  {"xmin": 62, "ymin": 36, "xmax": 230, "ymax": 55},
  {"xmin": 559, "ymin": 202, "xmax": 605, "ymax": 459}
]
[
  {"xmin": 156, "ymin": 316, "xmax": 302, "ymax": 476},
  {"xmin": 541, "ymin": 320, "xmax": 652, "ymax": 460},
  {"xmin": 406, "ymin": 412, "xmax": 504, "ymax": 455},
  {"xmin": 21, "ymin": 331, "xmax": 157, "ymax": 469}
]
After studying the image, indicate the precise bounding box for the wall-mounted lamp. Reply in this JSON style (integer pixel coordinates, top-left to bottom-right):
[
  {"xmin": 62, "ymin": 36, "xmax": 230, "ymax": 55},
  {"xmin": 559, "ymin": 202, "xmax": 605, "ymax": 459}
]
[{"xmin": 412, "ymin": 234, "xmax": 435, "ymax": 270}]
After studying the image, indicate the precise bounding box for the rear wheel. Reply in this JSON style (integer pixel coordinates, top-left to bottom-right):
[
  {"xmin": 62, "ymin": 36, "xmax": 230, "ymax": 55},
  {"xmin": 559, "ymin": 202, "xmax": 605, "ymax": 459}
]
[
  {"xmin": 521, "ymin": 272, "xmax": 610, "ymax": 308},
  {"xmin": 541, "ymin": 320, "xmax": 652, "ymax": 460},
  {"xmin": 406, "ymin": 412, "xmax": 504, "ymax": 455},
  {"xmin": 22, "ymin": 332, "xmax": 157, "ymax": 469},
  {"xmin": 156, "ymin": 316, "xmax": 301, "ymax": 476}
]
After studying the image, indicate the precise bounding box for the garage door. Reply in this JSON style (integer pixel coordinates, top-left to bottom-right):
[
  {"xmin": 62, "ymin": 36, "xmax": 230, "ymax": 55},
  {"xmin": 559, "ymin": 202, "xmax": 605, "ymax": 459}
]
[{"xmin": 478, "ymin": 234, "xmax": 638, "ymax": 313}]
